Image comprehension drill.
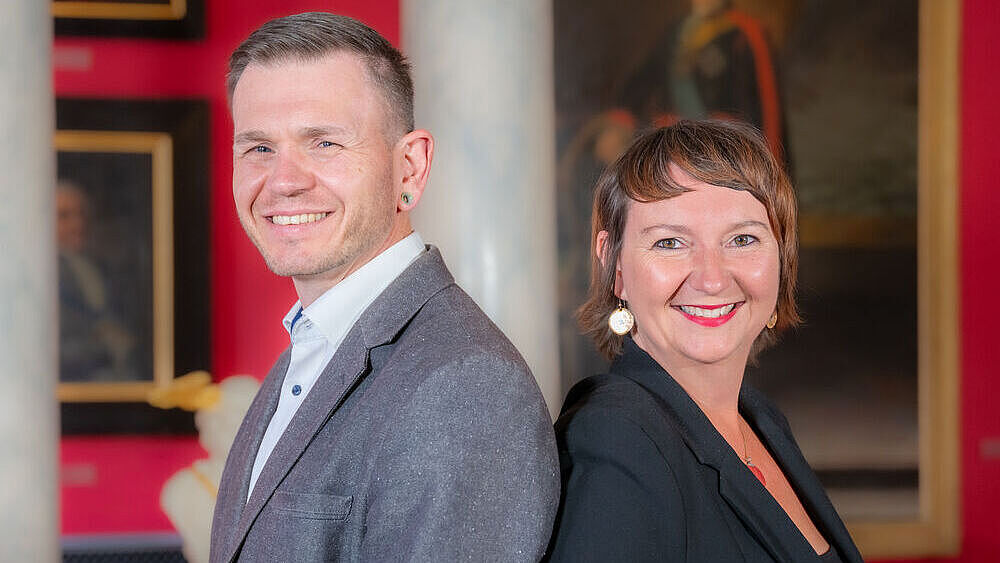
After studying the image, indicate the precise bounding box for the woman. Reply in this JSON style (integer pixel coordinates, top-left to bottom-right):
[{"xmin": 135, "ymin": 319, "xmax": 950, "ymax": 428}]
[{"xmin": 547, "ymin": 120, "xmax": 862, "ymax": 562}]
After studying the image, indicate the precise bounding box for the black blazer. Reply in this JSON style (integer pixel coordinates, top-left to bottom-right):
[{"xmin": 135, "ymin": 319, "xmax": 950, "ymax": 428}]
[{"xmin": 547, "ymin": 338, "xmax": 863, "ymax": 562}]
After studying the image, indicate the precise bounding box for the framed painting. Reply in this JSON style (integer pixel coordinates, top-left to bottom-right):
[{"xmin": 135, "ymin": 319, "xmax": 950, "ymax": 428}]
[
  {"xmin": 553, "ymin": 0, "xmax": 958, "ymax": 558},
  {"xmin": 56, "ymin": 131, "xmax": 173, "ymax": 401},
  {"xmin": 53, "ymin": 0, "xmax": 205, "ymax": 38},
  {"xmin": 57, "ymin": 99, "xmax": 210, "ymax": 435}
]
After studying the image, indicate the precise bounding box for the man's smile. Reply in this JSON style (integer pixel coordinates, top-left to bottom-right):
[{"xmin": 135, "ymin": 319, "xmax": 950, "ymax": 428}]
[{"xmin": 267, "ymin": 212, "xmax": 329, "ymax": 225}]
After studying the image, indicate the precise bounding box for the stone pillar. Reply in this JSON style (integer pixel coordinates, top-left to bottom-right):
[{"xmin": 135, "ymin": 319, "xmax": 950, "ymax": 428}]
[
  {"xmin": 0, "ymin": 3, "xmax": 58, "ymax": 561},
  {"xmin": 403, "ymin": 1, "xmax": 560, "ymax": 417}
]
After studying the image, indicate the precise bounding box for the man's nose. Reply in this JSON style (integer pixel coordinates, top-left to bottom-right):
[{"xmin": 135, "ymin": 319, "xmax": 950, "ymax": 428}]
[
  {"xmin": 267, "ymin": 150, "xmax": 313, "ymax": 196},
  {"xmin": 687, "ymin": 246, "xmax": 731, "ymax": 295}
]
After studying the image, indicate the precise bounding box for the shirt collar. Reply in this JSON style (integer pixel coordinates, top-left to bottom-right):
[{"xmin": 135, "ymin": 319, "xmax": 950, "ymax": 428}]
[{"xmin": 281, "ymin": 232, "xmax": 426, "ymax": 344}]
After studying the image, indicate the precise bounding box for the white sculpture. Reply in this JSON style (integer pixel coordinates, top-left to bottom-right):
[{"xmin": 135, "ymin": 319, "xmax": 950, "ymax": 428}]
[{"xmin": 152, "ymin": 373, "xmax": 259, "ymax": 563}]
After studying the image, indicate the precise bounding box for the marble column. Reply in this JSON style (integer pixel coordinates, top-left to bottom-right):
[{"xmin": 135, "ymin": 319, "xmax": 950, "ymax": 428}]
[
  {"xmin": 0, "ymin": 2, "xmax": 58, "ymax": 561},
  {"xmin": 403, "ymin": 1, "xmax": 561, "ymax": 417}
]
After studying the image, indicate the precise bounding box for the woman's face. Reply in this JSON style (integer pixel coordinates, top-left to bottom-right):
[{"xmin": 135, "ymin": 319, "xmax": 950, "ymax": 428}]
[{"xmin": 609, "ymin": 165, "xmax": 780, "ymax": 370}]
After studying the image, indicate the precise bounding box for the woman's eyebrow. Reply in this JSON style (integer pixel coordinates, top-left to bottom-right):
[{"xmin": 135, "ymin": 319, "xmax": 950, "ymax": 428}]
[
  {"xmin": 729, "ymin": 220, "xmax": 770, "ymax": 231},
  {"xmin": 641, "ymin": 223, "xmax": 691, "ymax": 235}
]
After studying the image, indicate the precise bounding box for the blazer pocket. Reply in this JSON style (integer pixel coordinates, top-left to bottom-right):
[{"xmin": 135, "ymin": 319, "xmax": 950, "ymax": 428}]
[{"xmin": 271, "ymin": 490, "xmax": 353, "ymax": 521}]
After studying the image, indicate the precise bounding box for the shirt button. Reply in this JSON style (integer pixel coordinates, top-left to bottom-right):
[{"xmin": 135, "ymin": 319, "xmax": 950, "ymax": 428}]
[{"xmin": 291, "ymin": 384, "xmax": 302, "ymax": 396}]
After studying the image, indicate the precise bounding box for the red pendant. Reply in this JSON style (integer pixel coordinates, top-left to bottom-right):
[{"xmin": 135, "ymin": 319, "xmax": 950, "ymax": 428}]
[{"xmin": 747, "ymin": 463, "xmax": 766, "ymax": 487}]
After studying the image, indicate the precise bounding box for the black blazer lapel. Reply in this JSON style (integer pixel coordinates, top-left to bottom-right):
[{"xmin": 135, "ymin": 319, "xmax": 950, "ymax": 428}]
[
  {"xmin": 214, "ymin": 349, "xmax": 287, "ymax": 563},
  {"xmin": 713, "ymin": 446, "xmax": 819, "ymax": 562},
  {"xmin": 613, "ymin": 338, "xmax": 821, "ymax": 562},
  {"xmin": 742, "ymin": 389, "xmax": 863, "ymax": 562}
]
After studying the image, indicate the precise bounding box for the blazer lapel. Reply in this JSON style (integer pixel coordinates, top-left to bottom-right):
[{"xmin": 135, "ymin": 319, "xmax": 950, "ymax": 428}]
[
  {"xmin": 220, "ymin": 246, "xmax": 457, "ymax": 563},
  {"xmin": 226, "ymin": 329, "xmax": 370, "ymax": 563},
  {"xmin": 742, "ymin": 389, "xmax": 863, "ymax": 562},
  {"xmin": 214, "ymin": 349, "xmax": 287, "ymax": 563},
  {"xmin": 613, "ymin": 338, "xmax": 819, "ymax": 562}
]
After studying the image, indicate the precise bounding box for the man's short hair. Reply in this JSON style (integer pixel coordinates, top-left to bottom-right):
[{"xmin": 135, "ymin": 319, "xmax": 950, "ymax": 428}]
[{"xmin": 228, "ymin": 12, "xmax": 414, "ymax": 137}]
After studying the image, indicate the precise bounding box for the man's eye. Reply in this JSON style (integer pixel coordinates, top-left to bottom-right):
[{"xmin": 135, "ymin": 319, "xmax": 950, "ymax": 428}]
[
  {"xmin": 654, "ymin": 238, "xmax": 682, "ymax": 249},
  {"xmin": 250, "ymin": 145, "xmax": 271, "ymax": 153},
  {"xmin": 732, "ymin": 234, "xmax": 758, "ymax": 247},
  {"xmin": 318, "ymin": 141, "xmax": 339, "ymax": 148}
]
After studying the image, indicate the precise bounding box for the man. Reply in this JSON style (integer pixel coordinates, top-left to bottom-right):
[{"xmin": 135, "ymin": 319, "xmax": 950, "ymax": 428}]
[{"xmin": 209, "ymin": 12, "xmax": 559, "ymax": 562}]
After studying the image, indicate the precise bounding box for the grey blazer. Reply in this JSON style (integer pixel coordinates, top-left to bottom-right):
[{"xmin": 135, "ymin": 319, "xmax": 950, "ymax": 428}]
[{"xmin": 210, "ymin": 247, "xmax": 559, "ymax": 562}]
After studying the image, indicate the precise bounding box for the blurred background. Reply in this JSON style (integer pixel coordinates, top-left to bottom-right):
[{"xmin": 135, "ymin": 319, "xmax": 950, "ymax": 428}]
[{"xmin": 0, "ymin": 0, "xmax": 996, "ymax": 561}]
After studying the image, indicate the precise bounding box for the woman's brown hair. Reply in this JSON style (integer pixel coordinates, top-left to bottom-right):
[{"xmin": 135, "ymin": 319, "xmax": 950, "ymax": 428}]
[{"xmin": 577, "ymin": 119, "xmax": 800, "ymax": 360}]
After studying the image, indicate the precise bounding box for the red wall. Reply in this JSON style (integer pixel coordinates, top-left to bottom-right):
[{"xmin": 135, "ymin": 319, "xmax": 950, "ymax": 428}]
[
  {"xmin": 56, "ymin": 0, "xmax": 1000, "ymax": 558},
  {"xmin": 954, "ymin": 0, "xmax": 1000, "ymax": 558},
  {"xmin": 55, "ymin": 0, "xmax": 399, "ymax": 535},
  {"xmin": 871, "ymin": 1, "xmax": 1000, "ymax": 560}
]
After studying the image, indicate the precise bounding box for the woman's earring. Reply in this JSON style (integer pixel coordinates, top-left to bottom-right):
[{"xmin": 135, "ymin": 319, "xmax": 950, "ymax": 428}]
[
  {"xmin": 401, "ymin": 192, "xmax": 413, "ymax": 205},
  {"xmin": 766, "ymin": 312, "xmax": 778, "ymax": 329},
  {"xmin": 608, "ymin": 299, "xmax": 635, "ymax": 336}
]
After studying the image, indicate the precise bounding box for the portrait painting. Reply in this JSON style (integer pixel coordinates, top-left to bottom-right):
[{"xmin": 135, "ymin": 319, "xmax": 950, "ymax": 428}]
[
  {"xmin": 57, "ymin": 99, "xmax": 210, "ymax": 435},
  {"xmin": 56, "ymin": 131, "xmax": 169, "ymax": 398},
  {"xmin": 554, "ymin": 0, "xmax": 958, "ymax": 557}
]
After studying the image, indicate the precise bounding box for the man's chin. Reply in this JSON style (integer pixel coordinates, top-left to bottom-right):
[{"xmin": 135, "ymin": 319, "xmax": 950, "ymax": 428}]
[
  {"xmin": 267, "ymin": 262, "xmax": 332, "ymax": 278},
  {"xmin": 263, "ymin": 253, "xmax": 351, "ymax": 279}
]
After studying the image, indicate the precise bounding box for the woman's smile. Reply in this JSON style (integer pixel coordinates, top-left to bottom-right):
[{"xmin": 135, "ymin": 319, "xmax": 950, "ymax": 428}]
[{"xmin": 673, "ymin": 301, "xmax": 744, "ymax": 327}]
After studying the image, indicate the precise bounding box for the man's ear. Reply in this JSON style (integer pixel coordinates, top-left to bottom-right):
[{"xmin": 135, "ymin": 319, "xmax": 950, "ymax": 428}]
[
  {"xmin": 395, "ymin": 129, "xmax": 434, "ymax": 211},
  {"xmin": 596, "ymin": 230, "xmax": 625, "ymax": 299}
]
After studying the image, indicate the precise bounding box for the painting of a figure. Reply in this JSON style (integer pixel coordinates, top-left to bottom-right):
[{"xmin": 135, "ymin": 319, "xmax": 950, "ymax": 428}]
[
  {"xmin": 556, "ymin": 0, "xmax": 919, "ymax": 523},
  {"xmin": 57, "ymin": 152, "xmax": 154, "ymax": 384},
  {"xmin": 55, "ymin": 99, "xmax": 212, "ymax": 434}
]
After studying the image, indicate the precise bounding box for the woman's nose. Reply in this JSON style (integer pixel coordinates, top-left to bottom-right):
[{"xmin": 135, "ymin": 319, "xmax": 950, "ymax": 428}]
[{"xmin": 687, "ymin": 246, "xmax": 731, "ymax": 294}]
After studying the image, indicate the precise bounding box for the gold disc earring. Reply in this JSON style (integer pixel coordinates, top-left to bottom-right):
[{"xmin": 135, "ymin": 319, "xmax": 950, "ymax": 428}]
[
  {"xmin": 766, "ymin": 312, "xmax": 777, "ymax": 329},
  {"xmin": 608, "ymin": 300, "xmax": 635, "ymax": 336}
]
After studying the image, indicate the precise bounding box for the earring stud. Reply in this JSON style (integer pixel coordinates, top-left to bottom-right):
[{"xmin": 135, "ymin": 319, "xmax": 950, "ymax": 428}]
[
  {"xmin": 401, "ymin": 192, "xmax": 413, "ymax": 205},
  {"xmin": 766, "ymin": 312, "xmax": 777, "ymax": 329}
]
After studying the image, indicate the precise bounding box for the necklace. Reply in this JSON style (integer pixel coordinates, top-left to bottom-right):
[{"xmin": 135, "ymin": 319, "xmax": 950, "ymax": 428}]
[{"xmin": 739, "ymin": 419, "xmax": 767, "ymax": 487}]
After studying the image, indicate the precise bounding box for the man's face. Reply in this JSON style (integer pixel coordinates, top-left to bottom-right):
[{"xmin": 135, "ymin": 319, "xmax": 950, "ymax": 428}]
[{"xmin": 231, "ymin": 52, "xmax": 399, "ymax": 285}]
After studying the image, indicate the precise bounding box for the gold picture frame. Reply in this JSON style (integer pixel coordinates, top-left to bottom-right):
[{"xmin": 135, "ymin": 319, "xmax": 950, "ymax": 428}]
[
  {"xmin": 845, "ymin": 0, "xmax": 961, "ymax": 558},
  {"xmin": 53, "ymin": 0, "xmax": 202, "ymax": 38},
  {"xmin": 56, "ymin": 130, "xmax": 175, "ymax": 403},
  {"xmin": 52, "ymin": 0, "xmax": 186, "ymax": 21}
]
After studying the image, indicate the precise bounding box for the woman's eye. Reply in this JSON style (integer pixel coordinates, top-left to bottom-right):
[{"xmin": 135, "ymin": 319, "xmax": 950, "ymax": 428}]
[
  {"xmin": 318, "ymin": 140, "xmax": 339, "ymax": 148},
  {"xmin": 654, "ymin": 238, "xmax": 682, "ymax": 249},
  {"xmin": 250, "ymin": 145, "xmax": 271, "ymax": 154},
  {"xmin": 732, "ymin": 234, "xmax": 758, "ymax": 247}
]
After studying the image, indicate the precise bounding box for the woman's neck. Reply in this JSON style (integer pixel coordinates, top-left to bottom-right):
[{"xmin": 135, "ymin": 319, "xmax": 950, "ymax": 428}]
[{"xmin": 634, "ymin": 335, "xmax": 747, "ymax": 425}]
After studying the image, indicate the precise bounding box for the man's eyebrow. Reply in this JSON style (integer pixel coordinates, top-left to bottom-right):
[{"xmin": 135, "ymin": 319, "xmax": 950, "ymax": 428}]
[
  {"xmin": 299, "ymin": 125, "xmax": 349, "ymax": 139},
  {"xmin": 233, "ymin": 130, "xmax": 270, "ymax": 146}
]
